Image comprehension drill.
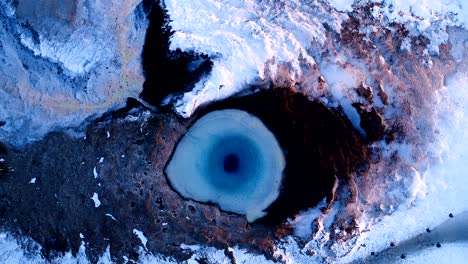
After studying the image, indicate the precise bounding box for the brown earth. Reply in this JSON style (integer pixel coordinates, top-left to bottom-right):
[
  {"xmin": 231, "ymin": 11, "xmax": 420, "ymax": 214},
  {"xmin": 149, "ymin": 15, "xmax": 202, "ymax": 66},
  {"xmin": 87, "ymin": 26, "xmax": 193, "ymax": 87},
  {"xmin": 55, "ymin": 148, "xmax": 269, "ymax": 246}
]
[{"xmin": 0, "ymin": 87, "xmax": 370, "ymax": 263}]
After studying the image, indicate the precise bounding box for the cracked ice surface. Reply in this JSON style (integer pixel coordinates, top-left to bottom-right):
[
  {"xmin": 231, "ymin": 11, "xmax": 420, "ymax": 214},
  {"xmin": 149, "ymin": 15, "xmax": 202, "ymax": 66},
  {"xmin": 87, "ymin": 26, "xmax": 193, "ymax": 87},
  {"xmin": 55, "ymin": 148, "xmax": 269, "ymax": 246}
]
[{"xmin": 0, "ymin": 0, "xmax": 147, "ymax": 146}]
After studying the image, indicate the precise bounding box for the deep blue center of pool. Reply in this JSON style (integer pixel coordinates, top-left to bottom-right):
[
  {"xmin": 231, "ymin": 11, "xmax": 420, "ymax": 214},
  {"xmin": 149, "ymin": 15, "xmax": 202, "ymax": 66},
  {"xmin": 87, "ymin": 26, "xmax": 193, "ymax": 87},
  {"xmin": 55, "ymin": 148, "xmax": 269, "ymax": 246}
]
[
  {"xmin": 223, "ymin": 153, "xmax": 240, "ymax": 173},
  {"xmin": 204, "ymin": 134, "xmax": 263, "ymax": 192}
]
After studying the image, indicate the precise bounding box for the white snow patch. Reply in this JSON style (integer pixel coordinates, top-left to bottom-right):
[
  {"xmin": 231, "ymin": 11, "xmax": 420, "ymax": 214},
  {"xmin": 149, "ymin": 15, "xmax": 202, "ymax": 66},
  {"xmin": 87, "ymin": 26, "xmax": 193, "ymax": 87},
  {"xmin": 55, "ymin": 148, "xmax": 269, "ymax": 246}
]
[
  {"xmin": 133, "ymin": 229, "xmax": 148, "ymax": 250},
  {"xmin": 0, "ymin": 0, "xmax": 147, "ymax": 147},
  {"xmin": 105, "ymin": 214, "xmax": 117, "ymax": 221},
  {"xmin": 166, "ymin": 0, "xmax": 466, "ymax": 116},
  {"xmin": 0, "ymin": 1, "xmax": 15, "ymax": 17},
  {"xmin": 400, "ymin": 37, "xmax": 412, "ymax": 52},
  {"xmin": 403, "ymin": 243, "xmax": 468, "ymax": 263},
  {"xmin": 318, "ymin": 62, "xmax": 366, "ymax": 135},
  {"xmin": 181, "ymin": 244, "xmax": 275, "ymax": 264},
  {"xmin": 165, "ymin": 0, "xmax": 346, "ymax": 116},
  {"xmin": 19, "ymin": 29, "xmax": 112, "ymax": 75},
  {"xmin": 289, "ymin": 198, "xmax": 327, "ymax": 238},
  {"xmin": 91, "ymin": 193, "xmax": 101, "ymax": 208},
  {"xmin": 273, "ymin": 236, "xmax": 325, "ymax": 264},
  {"xmin": 367, "ymin": 0, "xmax": 468, "ymax": 54},
  {"xmin": 0, "ymin": 232, "xmax": 115, "ymax": 264},
  {"xmin": 97, "ymin": 246, "xmax": 112, "ymax": 264},
  {"xmin": 328, "ymin": 0, "xmax": 354, "ymax": 12},
  {"xmin": 0, "ymin": 233, "xmax": 44, "ymax": 264},
  {"xmin": 336, "ymin": 70, "xmax": 468, "ymax": 262},
  {"xmin": 93, "ymin": 157, "xmax": 104, "ymax": 178}
]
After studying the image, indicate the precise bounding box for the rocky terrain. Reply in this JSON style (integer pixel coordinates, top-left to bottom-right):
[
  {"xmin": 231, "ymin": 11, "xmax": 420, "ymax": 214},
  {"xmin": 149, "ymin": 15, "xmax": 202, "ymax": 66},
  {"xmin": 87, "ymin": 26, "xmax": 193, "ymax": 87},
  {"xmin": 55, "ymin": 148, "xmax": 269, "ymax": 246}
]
[{"xmin": 0, "ymin": 0, "xmax": 466, "ymax": 263}]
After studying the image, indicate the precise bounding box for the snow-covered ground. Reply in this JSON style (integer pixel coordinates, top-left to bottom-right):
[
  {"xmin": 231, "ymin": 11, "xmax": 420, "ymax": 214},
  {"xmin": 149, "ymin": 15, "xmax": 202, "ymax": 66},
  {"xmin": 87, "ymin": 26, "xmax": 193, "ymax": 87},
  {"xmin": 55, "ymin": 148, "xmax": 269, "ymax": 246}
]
[
  {"xmin": 165, "ymin": 0, "xmax": 467, "ymax": 116},
  {"xmin": 148, "ymin": 0, "xmax": 468, "ymax": 262},
  {"xmin": 0, "ymin": 0, "xmax": 147, "ymax": 146},
  {"xmin": 336, "ymin": 69, "xmax": 468, "ymax": 263},
  {"xmin": 162, "ymin": 1, "xmax": 467, "ymax": 261},
  {"xmin": 0, "ymin": 0, "xmax": 467, "ymax": 263},
  {"xmin": 164, "ymin": 0, "xmax": 346, "ymax": 116},
  {"xmin": 162, "ymin": 0, "xmax": 467, "ymax": 259}
]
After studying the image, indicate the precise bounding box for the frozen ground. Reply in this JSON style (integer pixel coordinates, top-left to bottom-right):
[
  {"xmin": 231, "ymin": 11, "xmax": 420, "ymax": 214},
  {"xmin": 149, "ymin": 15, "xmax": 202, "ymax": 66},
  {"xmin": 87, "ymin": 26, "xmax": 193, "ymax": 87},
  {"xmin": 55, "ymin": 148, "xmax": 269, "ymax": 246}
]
[
  {"xmin": 165, "ymin": 0, "xmax": 467, "ymax": 116},
  {"xmin": 0, "ymin": 0, "xmax": 147, "ymax": 146},
  {"xmin": 336, "ymin": 70, "xmax": 468, "ymax": 263},
  {"xmin": 161, "ymin": 1, "xmax": 468, "ymax": 261},
  {"xmin": 0, "ymin": 0, "xmax": 467, "ymax": 263},
  {"xmin": 160, "ymin": 71, "xmax": 466, "ymax": 263}
]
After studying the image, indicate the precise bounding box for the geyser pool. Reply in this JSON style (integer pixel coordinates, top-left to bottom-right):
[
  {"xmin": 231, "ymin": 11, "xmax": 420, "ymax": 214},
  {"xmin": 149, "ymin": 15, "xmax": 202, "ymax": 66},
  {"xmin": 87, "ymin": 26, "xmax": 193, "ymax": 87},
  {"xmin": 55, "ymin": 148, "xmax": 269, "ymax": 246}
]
[{"xmin": 165, "ymin": 109, "xmax": 285, "ymax": 222}]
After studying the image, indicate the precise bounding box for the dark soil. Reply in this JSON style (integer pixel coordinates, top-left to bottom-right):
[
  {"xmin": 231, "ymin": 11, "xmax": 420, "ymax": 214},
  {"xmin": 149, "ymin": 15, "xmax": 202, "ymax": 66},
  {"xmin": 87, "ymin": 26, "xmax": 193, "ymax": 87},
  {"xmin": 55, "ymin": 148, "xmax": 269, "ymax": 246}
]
[
  {"xmin": 0, "ymin": 89, "xmax": 371, "ymax": 263},
  {"xmin": 193, "ymin": 88, "xmax": 369, "ymax": 226}
]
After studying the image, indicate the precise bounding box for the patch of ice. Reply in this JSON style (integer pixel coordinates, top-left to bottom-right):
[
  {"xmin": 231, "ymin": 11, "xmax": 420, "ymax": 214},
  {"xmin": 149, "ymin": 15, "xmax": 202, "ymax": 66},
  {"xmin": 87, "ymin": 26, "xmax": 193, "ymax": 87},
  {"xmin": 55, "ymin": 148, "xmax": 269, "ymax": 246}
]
[
  {"xmin": 318, "ymin": 61, "xmax": 366, "ymax": 135},
  {"xmin": 125, "ymin": 115, "xmax": 140, "ymax": 122},
  {"xmin": 0, "ymin": 0, "xmax": 147, "ymax": 147},
  {"xmin": 0, "ymin": 1, "xmax": 15, "ymax": 17},
  {"xmin": 0, "ymin": 232, "xmax": 110, "ymax": 264},
  {"xmin": 274, "ymin": 236, "xmax": 325, "ymax": 264},
  {"xmin": 0, "ymin": 233, "xmax": 44, "ymax": 264},
  {"xmin": 105, "ymin": 214, "xmax": 117, "ymax": 221},
  {"xmin": 19, "ymin": 29, "xmax": 112, "ymax": 75},
  {"xmin": 367, "ymin": 0, "xmax": 468, "ymax": 54},
  {"xmin": 93, "ymin": 157, "xmax": 104, "ymax": 178},
  {"xmin": 400, "ymin": 37, "xmax": 412, "ymax": 52},
  {"xmin": 133, "ymin": 229, "xmax": 148, "ymax": 250},
  {"xmin": 328, "ymin": 0, "xmax": 354, "ymax": 12},
  {"xmin": 181, "ymin": 244, "xmax": 275, "ymax": 264},
  {"xmin": 289, "ymin": 198, "xmax": 327, "ymax": 238},
  {"xmin": 91, "ymin": 193, "xmax": 101, "ymax": 208}
]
